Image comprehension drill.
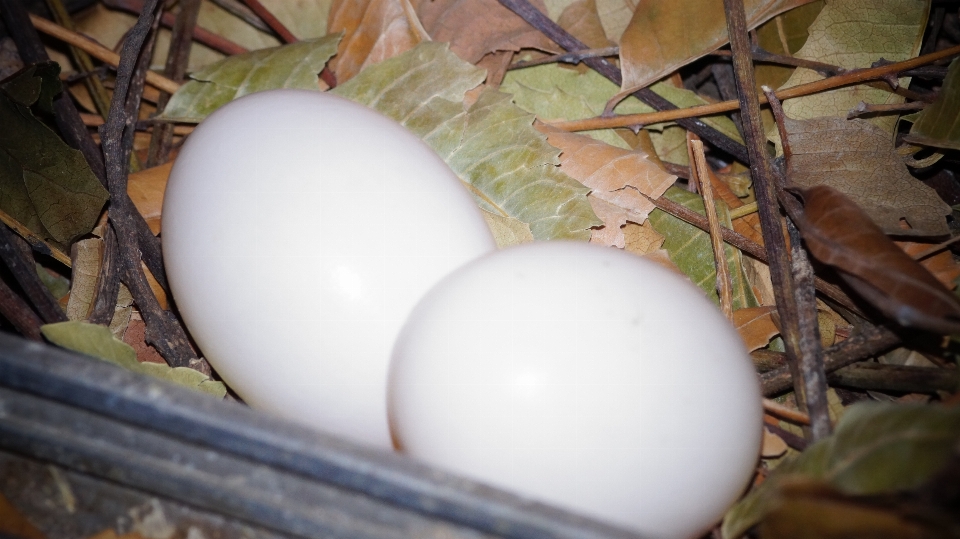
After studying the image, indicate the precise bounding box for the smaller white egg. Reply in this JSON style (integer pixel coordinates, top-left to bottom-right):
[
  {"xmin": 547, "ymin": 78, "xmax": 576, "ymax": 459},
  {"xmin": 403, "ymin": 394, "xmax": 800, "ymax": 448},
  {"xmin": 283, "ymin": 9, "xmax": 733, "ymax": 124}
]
[
  {"xmin": 162, "ymin": 89, "xmax": 496, "ymax": 449},
  {"xmin": 388, "ymin": 241, "xmax": 762, "ymax": 539}
]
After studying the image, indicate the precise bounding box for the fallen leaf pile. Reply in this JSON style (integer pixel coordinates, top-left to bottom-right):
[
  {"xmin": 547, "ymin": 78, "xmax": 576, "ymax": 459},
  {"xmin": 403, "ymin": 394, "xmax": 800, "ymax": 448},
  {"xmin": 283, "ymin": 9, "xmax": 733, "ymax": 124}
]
[{"xmin": 1, "ymin": 0, "xmax": 960, "ymax": 536}]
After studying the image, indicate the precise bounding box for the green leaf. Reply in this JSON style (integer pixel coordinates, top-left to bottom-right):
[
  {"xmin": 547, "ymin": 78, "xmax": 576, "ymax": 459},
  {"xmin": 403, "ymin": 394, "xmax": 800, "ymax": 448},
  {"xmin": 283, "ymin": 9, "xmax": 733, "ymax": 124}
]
[
  {"xmin": 161, "ymin": 35, "xmax": 341, "ymax": 122},
  {"xmin": 722, "ymin": 402, "xmax": 960, "ymax": 539},
  {"xmin": 334, "ymin": 43, "xmax": 601, "ymax": 240},
  {"xmin": 773, "ymin": 0, "xmax": 929, "ymax": 137},
  {"xmin": 0, "ymin": 64, "xmax": 109, "ymax": 246},
  {"xmin": 41, "ymin": 321, "xmax": 226, "ymax": 398},
  {"xmin": 648, "ymin": 187, "xmax": 758, "ymax": 309},
  {"xmin": 906, "ymin": 58, "xmax": 960, "ymax": 151},
  {"xmin": 500, "ymin": 63, "xmax": 742, "ymax": 165}
]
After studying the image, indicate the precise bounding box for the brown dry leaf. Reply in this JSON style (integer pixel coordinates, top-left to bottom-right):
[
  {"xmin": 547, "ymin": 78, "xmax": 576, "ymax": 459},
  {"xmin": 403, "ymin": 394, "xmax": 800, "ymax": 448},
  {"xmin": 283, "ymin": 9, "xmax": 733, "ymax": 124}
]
[
  {"xmin": 481, "ymin": 209, "xmax": 535, "ymax": 247},
  {"xmin": 623, "ymin": 221, "xmax": 664, "ymax": 255},
  {"xmin": 66, "ymin": 235, "xmax": 135, "ymax": 337},
  {"xmin": 414, "ymin": 0, "xmax": 560, "ymax": 64},
  {"xmin": 328, "ymin": 0, "xmax": 421, "ymax": 83},
  {"xmin": 762, "ymin": 427, "xmax": 789, "ymax": 458},
  {"xmin": 0, "ymin": 491, "xmax": 45, "ymax": 539},
  {"xmin": 127, "ymin": 162, "xmax": 172, "ymax": 235},
  {"xmin": 536, "ymin": 122, "xmax": 676, "ymax": 247},
  {"xmin": 734, "ymin": 306, "xmax": 780, "ymax": 352},
  {"xmin": 558, "ymin": 0, "xmax": 614, "ymax": 50},
  {"xmin": 896, "ymin": 241, "xmax": 960, "ymax": 289},
  {"xmin": 619, "ymin": 0, "xmax": 817, "ymax": 92},
  {"xmin": 785, "ymin": 115, "xmax": 950, "ymax": 237},
  {"xmin": 793, "ymin": 185, "xmax": 960, "ymax": 334}
]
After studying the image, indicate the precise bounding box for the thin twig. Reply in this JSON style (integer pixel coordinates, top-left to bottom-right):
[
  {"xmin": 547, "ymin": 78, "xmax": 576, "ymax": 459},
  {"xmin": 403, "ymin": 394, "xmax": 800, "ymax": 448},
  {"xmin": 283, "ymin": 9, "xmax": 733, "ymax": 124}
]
[
  {"xmin": 27, "ymin": 13, "xmax": 181, "ymax": 94},
  {"xmin": 240, "ymin": 0, "xmax": 297, "ymax": 43},
  {"xmin": 690, "ymin": 140, "xmax": 733, "ymax": 319},
  {"xmin": 761, "ymin": 323, "xmax": 901, "ymax": 397},
  {"xmin": 762, "ymin": 398, "xmax": 811, "ymax": 425},
  {"xmin": 0, "ymin": 224, "xmax": 67, "ymax": 324},
  {"xmin": 828, "ymin": 363, "xmax": 959, "ymax": 394},
  {"xmin": 846, "ymin": 100, "xmax": 926, "ymax": 119},
  {"xmin": 101, "ymin": 0, "xmax": 198, "ymax": 369},
  {"xmin": 507, "ymin": 46, "xmax": 620, "ymax": 70},
  {"xmin": 0, "ymin": 275, "xmax": 43, "ymax": 341},
  {"xmin": 103, "ymin": 0, "xmax": 249, "ymax": 56},
  {"xmin": 209, "ymin": 0, "xmax": 272, "ymax": 33},
  {"xmin": 495, "ymin": 0, "xmax": 750, "ymax": 163},
  {"xmin": 0, "ymin": 209, "xmax": 71, "ymax": 266},
  {"xmin": 549, "ymin": 43, "xmax": 960, "ymax": 133},
  {"xmin": 44, "ymin": 0, "xmax": 113, "ymax": 118}
]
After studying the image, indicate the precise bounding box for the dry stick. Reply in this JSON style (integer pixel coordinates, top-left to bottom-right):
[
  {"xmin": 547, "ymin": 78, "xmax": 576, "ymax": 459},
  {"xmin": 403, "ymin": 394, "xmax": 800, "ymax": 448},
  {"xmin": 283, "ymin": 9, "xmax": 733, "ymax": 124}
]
[
  {"xmin": 690, "ymin": 140, "xmax": 734, "ymax": 319},
  {"xmin": 762, "ymin": 398, "xmax": 810, "ymax": 426},
  {"xmin": 27, "ymin": 13, "xmax": 181, "ymax": 95},
  {"xmin": 23, "ymin": 10, "xmax": 173, "ymax": 293},
  {"xmin": 0, "ymin": 275, "xmax": 43, "ymax": 341},
  {"xmin": 761, "ymin": 323, "xmax": 900, "ymax": 397},
  {"xmin": 846, "ymin": 100, "xmax": 927, "ymax": 119},
  {"xmin": 209, "ymin": 0, "xmax": 272, "ymax": 33},
  {"xmin": 551, "ymin": 43, "xmax": 960, "ymax": 133},
  {"xmin": 44, "ymin": 0, "xmax": 113, "ymax": 118},
  {"xmin": 0, "ymin": 224, "xmax": 67, "ymax": 324},
  {"xmin": 828, "ymin": 363, "xmax": 959, "ymax": 394},
  {"xmin": 101, "ymin": 0, "xmax": 197, "ymax": 369},
  {"xmin": 147, "ymin": 0, "xmax": 201, "ymax": 167},
  {"xmin": 103, "ymin": 0, "xmax": 249, "ymax": 56},
  {"xmin": 495, "ymin": 0, "xmax": 749, "ymax": 164},
  {"xmin": 240, "ymin": 0, "xmax": 297, "ymax": 42},
  {"xmin": 507, "ymin": 46, "xmax": 620, "ymax": 70},
  {"xmin": 0, "ymin": 209, "xmax": 71, "ymax": 267}
]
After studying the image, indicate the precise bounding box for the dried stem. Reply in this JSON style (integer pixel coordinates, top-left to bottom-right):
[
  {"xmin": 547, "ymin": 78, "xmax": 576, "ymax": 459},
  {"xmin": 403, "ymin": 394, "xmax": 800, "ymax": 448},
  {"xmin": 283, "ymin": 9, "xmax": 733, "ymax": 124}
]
[
  {"xmin": 101, "ymin": 0, "xmax": 198, "ymax": 369},
  {"xmin": 103, "ymin": 0, "xmax": 249, "ymax": 56},
  {"xmin": 762, "ymin": 398, "xmax": 810, "ymax": 425},
  {"xmin": 828, "ymin": 363, "xmax": 959, "ymax": 394},
  {"xmin": 209, "ymin": 0, "xmax": 272, "ymax": 33},
  {"xmin": 0, "ymin": 224, "xmax": 66, "ymax": 324},
  {"xmin": 549, "ymin": 43, "xmax": 960, "ymax": 133},
  {"xmin": 507, "ymin": 46, "xmax": 620, "ymax": 70},
  {"xmin": 0, "ymin": 209, "xmax": 71, "ymax": 267},
  {"xmin": 761, "ymin": 323, "xmax": 901, "ymax": 397},
  {"xmin": 44, "ymin": 0, "xmax": 113, "ymax": 118},
  {"xmin": 240, "ymin": 0, "xmax": 297, "ymax": 43},
  {"xmin": 690, "ymin": 140, "xmax": 734, "ymax": 319},
  {"xmin": 846, "ymin": 100, "xmax": 926, "ymax": 119},
  {"xmin": 148, "ymin": 0, "xmax": 201, "ymax": 167},
  {"xmin": 0, "ymin": 274, "xmax": 43, "ymax": 341},
  {"xmin": 495, "ymin": 0, "xmax": 749, "ymax": 163}
]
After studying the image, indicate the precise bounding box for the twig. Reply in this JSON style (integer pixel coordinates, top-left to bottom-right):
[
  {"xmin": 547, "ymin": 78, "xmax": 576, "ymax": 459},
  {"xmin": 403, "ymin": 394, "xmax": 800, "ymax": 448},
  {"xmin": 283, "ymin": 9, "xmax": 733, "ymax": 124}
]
[
  {"xmin": 209, "ymin": 0, "xmax": 272, "ymax": 33},
  {"xmin": 240, "ymin": 0, "xmax": 297, "ymax": 43},
  {"xmin": 495, "ymin": 0, "xmax": 750, "ymax": 163},
  {"xmin": 0, "ymin": 274, "xmax": 43, "ymax": 341},
  {"xmin": 101, "ymin": 0, "xmax": 198, "ymax": 369},
  {"xmin": 103, "ymin": 0, "xmax": 249, "ymax": 56},
  {"xmin": 549, "ymin": 43, "xmax": 960, "ymax": 133},
  {"xmin": 27, "ymin": 12, "xmax": 181, "ymax": 94},
  {"xmin": 507, "ymin": 46, "xmax": 620, "ymax": 70},
  {"xmin": 762, "ymin": 398, "xmax": 810, "ymax": 425},
  {"xmin": 690, "ymin": 140, "xmax": 733, "ymax": 319},
  {"xmin": 0, "ymin": 224, "xmax": 67, "ymax": 324},
  {"xmin": 0, "ymin": 209, "xmax": 71, "ymax": 266},
  {"xmin": 728, "ymin": 201, "xmax": 758, "ymax": 220},
  {"xmin": 88, "ymin": 221, "xmax": 121, "ymax": 326},
  {"xmin": 846, "ymin": 100, "xmax": 926, "ymax": 119},
  {"xmin": 761, "ymin": 323, "xmax": 901, "ymax": 397},
  {"xmin": 828, "ymin": 363, "xmax": 959, "ymax": 394},
  {"xmin": 44, "ymin": 0, "xmax": 113, "ymax": 118},
  {"xmin": 148, "ymin": 0, "xmax": 201, "ymax": 167}
]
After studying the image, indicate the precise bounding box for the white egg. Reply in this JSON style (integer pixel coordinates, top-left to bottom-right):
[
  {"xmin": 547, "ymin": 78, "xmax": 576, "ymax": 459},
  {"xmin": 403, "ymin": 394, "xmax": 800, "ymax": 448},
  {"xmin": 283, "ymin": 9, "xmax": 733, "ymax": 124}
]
[
  {"xmin": 389, "ymin": 241, "xmax": 762, "ymax": 538},
  {"xmin": 162, "ymin": 89, "xmax": 496, "ymax": 449}
]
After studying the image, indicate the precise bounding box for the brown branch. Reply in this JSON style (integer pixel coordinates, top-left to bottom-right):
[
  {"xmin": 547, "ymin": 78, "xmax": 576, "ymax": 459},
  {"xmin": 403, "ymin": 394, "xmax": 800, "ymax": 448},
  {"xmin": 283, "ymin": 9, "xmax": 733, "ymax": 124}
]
[
  {"xmin": 209, "ymin": 0, "xmax": 272, "ymax": 33},
  {"xmin": 44, "ymin": 0, "xmax": 113, "ymax": 118},
  {"xmin": 0, "ymin": 274, "xmax": 43, "ymax": 341},
  {"xmin": 691, "ymin": 140, "xmax": 733, "ymax": 319},
  {"xmin": 101, "ymin": 0, "xmax": 198, "ymax": 369},
  {"xmin": 495, "ymin": 0, "xmax": 750, "ymax": 163},
  {"xmin": 550, "ymin": 43, "xmax": 960, "ymax": 133},
  {"xmin": 827, "ymin": 363, "xmax": 959, "ymax": 394},
  {"xmin": 761, "ymin": 323, "xmax": 901, "ymax": 397},
  {"xmin": 240, "ymin": 0, "xmax": 297, "ymax": 43},
  {"xmin": 0, "ymin": 224, "xmax": 66, "ymax": 324},
  {"xmin": 103, "ymin": 0, "xmax": 249, "ymax": 56},
  {"xmin": 507, "ymin": 46, "xmax": 620, "ymax": 70},
  {"xmin": 0, "ymin": 209, "xmax": 71, "ymax": 267}
]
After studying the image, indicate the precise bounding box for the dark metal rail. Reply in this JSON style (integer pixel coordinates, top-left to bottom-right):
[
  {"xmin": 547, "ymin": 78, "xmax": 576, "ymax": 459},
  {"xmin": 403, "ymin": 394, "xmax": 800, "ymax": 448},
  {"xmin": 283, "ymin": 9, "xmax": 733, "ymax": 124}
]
[{"xmin": 0, "ymin": 332, "xmax": 644, "ymax": 539}]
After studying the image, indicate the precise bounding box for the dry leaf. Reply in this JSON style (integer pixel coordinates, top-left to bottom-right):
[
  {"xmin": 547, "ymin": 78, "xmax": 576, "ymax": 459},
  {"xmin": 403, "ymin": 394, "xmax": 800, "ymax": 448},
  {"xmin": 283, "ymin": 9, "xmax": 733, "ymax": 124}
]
[
  {"xmin": 785, "ymin": 115, "xmax": 950, "ymax": 237},
  {"xmin": 414, "ymin": 0, "xmax": 560, "ymax": 64},
  {"xmin": 623, "ymin": 221, "xmax": 664, "ymax": 255},
  {"xmin": 734, "ymin": 306, "xmax": 780, "ymax": 352},
  {"xmin": 792, "ymin": 185, "xmax": 960, "ymax": 334},
  {"xmin": 536, "ymin": 122, "xmax": 676, "ymax": 246},
  {"xmin": 127, "ymin": 162, "xmax": 172, "ymax": 235},
  {"xmin": 619, "ymin": 0, "xmax": 817, "ymax": 92},
  {"xmin": 762, "ymin": 427, "xmax": 789, "ymax": 458},
  {"xmin": 481, "ymin": 209, "xmax": 535, "ymax": 247},
  {"xmin": 906, "ymin": 58, "xmax": 960, "ymax": 150},
  {"xmin": 558, "ymin": 0, "xmax": 614, "ymax": 50},
  {"xmin": 896, "ymin": 241, "xmax": 960, "ymax": 289},
  {"xmin": 328, "ymin": 0, "xmax": 421, "ymax": 83},
  {"xmin": 66, "ymin": 235, "xmax": 135, "ymax": 338}
]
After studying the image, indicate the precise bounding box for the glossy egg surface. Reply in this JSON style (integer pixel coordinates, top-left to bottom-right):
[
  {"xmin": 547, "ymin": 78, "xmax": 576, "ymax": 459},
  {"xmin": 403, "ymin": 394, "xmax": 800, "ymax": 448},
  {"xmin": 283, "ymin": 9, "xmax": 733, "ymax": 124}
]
[
  {"xmin": 162, "ymin": 89, "xmax": 496, "ymax": 449},
  {"xmin": 389, "ymin": 241, "xmax": 762, "ymax": 538}
]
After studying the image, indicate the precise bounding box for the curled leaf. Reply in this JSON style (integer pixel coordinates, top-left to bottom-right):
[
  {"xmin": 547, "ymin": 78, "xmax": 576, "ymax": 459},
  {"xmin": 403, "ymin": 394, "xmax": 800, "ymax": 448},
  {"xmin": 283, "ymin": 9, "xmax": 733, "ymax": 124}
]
[
  {"xmin": 792, "ymin": 185, "xmax": 960, "ymax": 334},
  {"xmin": 161, "ymin": 36, "xmax": 341, "ymax": 122}
]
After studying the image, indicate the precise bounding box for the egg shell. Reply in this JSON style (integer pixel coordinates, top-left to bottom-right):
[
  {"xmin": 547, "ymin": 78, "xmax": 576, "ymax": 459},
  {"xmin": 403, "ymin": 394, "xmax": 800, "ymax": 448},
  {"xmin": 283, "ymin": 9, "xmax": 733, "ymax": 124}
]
[
  {"xmin": 162, "ymin": 89, "xmax": 496, "ymax": 449},
  {"xmin": 389, "ymin": 241, "xmax": 763, "ymax": 538}
]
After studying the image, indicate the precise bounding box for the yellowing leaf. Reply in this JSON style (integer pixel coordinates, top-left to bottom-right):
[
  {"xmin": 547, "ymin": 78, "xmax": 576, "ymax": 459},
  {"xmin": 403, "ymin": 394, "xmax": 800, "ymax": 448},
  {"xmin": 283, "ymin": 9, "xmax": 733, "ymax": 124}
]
[
  {"xmin": 619, "ymin": 0, "xmax": 818, "ymax": 92},
  {"xmin": 333, "ymin": 43, "xmax": 601, "ymax": 240},
  {"xmin": 648, "ymin": 187, "xmax": 758, "ymax": 309},
  {"xmin": 785, "ymin": 115, "xmax": 950, "ymax": 236},
  {"xmin": 906, "ymin": 58, "xmax": 960, "ymax": 151},
  {"xmin": 161, "ymin": 36, "xmax": 341, "ymax": 122},
  {"xmin": 0, "ymin": 63, "xmax": 108, "ymax": 246},
  {"xmin": 774, "ymin": 0, "xmax": 929, "ymax": 135},
  {"xmin": 722, "ymin": 402, "xmax": 960, "ymax": 539},
  {"xmin": 41, "ymin": 320, "xmax": 226, "ymax": 398}
]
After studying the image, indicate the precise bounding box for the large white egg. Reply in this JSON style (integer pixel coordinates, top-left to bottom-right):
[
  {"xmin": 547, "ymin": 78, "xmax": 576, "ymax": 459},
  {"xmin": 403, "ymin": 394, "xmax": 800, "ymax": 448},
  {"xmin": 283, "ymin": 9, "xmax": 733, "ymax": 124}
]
[
  {"xmin": 389, "ymin": 241, "xmax": 762, "ymax": 538},
  {"xmin": 162, "ymin": 89, "xmax": 496, "ymax": 449}
]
